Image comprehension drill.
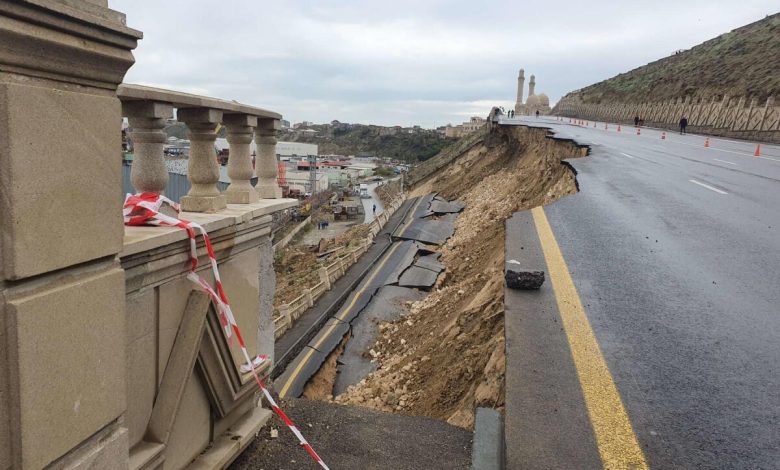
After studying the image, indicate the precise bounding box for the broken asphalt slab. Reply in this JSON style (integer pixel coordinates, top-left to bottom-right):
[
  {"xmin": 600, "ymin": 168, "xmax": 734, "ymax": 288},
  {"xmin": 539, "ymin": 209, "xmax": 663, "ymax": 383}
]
[
  {"xmin": 334, "ymin": 285, "xmax": 425, "ymax": 395},
  {"xmin": 398, "ymin": 266, "xmax": 440, "ymax": 289}
]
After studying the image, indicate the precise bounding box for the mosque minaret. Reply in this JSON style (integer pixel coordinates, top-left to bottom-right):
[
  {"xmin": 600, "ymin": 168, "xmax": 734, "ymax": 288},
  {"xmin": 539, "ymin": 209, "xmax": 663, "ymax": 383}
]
[{"xmin": 514, "ymin": 68, "xmax": 551, "ymax": 116}]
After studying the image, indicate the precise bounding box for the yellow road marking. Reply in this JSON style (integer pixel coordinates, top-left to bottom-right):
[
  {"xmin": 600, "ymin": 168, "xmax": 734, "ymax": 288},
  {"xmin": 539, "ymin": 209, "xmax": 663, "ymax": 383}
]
[
  {"xmin": 532, "ymin": 206, "xmax": 649, "ymax": 470},
  {"xmin": 278, "ymin": 241, "xmax": 404, "ymax": 398}
]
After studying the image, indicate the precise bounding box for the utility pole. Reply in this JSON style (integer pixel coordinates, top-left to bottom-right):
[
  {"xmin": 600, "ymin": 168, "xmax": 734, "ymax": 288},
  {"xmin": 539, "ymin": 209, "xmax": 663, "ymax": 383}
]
[{"xmin": 308, "ymin": 154, "xmax": 317, "ymax": 207}]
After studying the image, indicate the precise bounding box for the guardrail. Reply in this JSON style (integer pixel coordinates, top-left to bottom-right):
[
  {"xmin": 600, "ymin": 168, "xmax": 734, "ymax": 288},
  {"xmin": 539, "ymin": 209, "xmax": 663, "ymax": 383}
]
[{"xmin": 273, "ymin": 195, "xmax": 405, "ymax": 338}]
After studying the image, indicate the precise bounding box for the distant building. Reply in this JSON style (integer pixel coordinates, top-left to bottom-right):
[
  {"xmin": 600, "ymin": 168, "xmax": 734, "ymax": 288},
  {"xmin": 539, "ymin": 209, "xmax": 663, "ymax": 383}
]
[
  {"xmin": 214, "ymin": 139, "xmax": 317, "ymax": 158},
  {"xmin": 445, "ymin": 116, "xmax": 486, "ymax": 138},
  {"xmin": 284, "ymin": 170, "xmax": 329, "ymax": 194},
  {"xmin": 514, "ymin": 69, "xmax": 551, "ymax": 116}
]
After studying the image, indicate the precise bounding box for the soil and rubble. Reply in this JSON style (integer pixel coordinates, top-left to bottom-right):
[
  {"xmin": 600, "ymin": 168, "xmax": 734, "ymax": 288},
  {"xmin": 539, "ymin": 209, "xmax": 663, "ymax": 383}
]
[
  {"xmin": 274, "ymin": 179, "xmax": 402, "ymax": 310},
  {"xmin": 332, "ymin": 125, "xmax": 584, "ymax": 428}
]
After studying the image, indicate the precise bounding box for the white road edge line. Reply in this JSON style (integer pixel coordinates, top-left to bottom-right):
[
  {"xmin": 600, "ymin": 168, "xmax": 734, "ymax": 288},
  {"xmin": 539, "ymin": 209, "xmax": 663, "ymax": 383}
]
[
  {"xmin": 689, "ymin": 179, "xmax": 728, "ymax": 194},
  {"xmin": 620, "ymin": 152, "xmax": 636, "ymax": 159},
  {"xmin": 713, "ymin": 159, "xmax": 737, "ymax": 165}
]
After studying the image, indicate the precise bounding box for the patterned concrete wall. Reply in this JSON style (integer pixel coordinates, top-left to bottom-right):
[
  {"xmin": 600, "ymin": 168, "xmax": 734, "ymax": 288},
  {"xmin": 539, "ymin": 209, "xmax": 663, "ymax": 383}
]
[{"xmin": 553, "ymin": 95, "xmax": 780, "ymax": 143}]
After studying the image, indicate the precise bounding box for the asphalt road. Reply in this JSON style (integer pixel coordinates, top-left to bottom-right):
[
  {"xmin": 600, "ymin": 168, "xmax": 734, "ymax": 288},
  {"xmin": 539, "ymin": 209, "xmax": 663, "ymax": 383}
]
[{"xmin": 503, "ymin": 117, "xmax": 780, "ymax": 469}]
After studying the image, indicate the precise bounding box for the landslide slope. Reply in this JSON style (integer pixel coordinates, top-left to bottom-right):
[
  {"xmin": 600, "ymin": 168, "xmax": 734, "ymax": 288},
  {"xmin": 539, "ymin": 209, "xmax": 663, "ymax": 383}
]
[
  {"xmin": 335, "ymin": 125, "xmax": 585, "ymax": 428},
  {"xmin": 556, "ymin": 12, "xmax": 780, "ymax": 106}
]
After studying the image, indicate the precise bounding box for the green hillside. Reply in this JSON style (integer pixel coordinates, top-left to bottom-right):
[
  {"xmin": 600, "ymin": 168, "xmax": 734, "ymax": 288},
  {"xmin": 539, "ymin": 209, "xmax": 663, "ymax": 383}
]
[
  {"xmin": 284, "ymin": 125, "xmax": 453, "ymax": 163},
  {"xmin": 560, "ymin": 13, "xmax": 780, "ymax": 105}
]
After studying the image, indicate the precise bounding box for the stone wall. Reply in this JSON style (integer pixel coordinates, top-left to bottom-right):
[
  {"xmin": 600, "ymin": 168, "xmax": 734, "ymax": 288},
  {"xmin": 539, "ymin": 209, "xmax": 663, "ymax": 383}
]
[
  {"xmin": 553, "ymin": 95, "xmax": 780, "ymax": 143},
  {"xmin": 1, "ymin": 1, "xmax": 140, "ymax": 468},
  {"xmin": 0, "ymin": 1, "xmax": 293, "ymax": 468}
]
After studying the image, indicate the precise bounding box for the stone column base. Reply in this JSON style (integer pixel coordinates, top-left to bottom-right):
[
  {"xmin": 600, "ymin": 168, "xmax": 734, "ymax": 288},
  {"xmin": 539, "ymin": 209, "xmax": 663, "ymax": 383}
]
[
  {"xmin": 180, "ymin": 194, "xmax": 227, "ymax": 213},
  {"xmin": 49, "ymin": 425, "xmax": 128, "ymax": 470},
  {"xmin": 256, "ymin": 185, "xmax": 282, "ymax": 199},
  {"xmin": 225, "ymin": 186, "xmax": 259, "ymax": 204}
]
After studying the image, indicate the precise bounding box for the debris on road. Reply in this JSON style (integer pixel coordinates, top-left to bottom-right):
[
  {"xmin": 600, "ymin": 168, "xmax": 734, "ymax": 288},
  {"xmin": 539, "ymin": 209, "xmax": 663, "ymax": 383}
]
[{"xmin": 505, "ymin": 261, "xmax": 545, "ymax": 290}]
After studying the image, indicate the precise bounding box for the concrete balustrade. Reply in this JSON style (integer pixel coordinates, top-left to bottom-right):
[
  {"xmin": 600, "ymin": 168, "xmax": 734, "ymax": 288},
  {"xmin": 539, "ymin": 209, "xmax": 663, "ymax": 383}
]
[
  {"xmin": 255, "ymin": 119, "xmax": 283, "ymax": 199},
  {"xmin": 117, "ymin": 84, "xmax": 284, "ymax": 211},
  {"xmin": 178, "ymin": 107, "xmax": 226, "ymax": 212},
  {"xmin": 123, "ymin": 101, "xmax": 173, "ymax": 196},
  {"xmin": 0, "ymin": 2, "xmax": 298, "ymax": 469},
  {"xmin": 224, "ymin": 114, "xmax": 260, "ymax": 203}
]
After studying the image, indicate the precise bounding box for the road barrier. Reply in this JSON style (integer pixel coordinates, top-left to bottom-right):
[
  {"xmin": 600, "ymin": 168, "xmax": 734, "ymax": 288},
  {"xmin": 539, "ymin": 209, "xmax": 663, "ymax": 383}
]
[{"xmin": 273, "ymin": 196, "xmax": 405, "ymax": 338}]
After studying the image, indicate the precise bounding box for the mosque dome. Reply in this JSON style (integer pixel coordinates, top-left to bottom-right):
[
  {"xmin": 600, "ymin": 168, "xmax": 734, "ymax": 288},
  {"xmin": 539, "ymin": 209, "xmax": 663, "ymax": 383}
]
[
  {"xmin": 525, "ymin": 94, "xmax": 541, "ymax": 107},
  {"xmin": 538, "ymin": 93, "xmax": 550, "ymax": 107}
]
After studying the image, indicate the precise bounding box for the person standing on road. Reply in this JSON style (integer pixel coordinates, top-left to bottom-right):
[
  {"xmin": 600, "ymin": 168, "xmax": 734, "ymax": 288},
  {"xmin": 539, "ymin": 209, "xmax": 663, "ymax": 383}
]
[
  {"xmin": 372, "ymin": 204, "xmax": 376, "ymax": 215},
  {"xmin": 679, "ymin": 116, "xmax": 688, "ymax": 135},
  {"xmin": 634, "ymin": 115, "xmax": 640, "ymax": 127}
]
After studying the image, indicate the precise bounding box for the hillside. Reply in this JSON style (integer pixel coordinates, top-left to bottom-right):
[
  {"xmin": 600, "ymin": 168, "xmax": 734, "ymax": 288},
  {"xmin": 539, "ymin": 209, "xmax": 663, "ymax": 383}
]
[
  {"xmin": 559, "ymin": 13, "xmax": 780, "ymax": 105},
  {"xmin": 284, "ymin": 125, "xmax": 453, "ymax": 163}
]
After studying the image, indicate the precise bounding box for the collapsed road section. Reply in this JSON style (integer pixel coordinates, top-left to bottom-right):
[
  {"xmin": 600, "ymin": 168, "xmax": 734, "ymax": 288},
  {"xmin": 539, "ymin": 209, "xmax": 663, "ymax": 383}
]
[{"xmin": 275, "ymin": 193, "xmax": 464, "ymax": 399}]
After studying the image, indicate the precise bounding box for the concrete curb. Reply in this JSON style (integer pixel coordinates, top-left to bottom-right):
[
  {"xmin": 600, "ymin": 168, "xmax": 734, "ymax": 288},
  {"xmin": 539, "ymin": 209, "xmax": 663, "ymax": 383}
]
[{"xmin": 471, "ymin": 408, "xmax": 505, "ymax": 470}]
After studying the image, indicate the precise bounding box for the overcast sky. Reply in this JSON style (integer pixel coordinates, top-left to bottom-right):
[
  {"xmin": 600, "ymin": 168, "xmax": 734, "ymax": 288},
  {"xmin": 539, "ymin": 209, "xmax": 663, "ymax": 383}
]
[{"xmin": 111, "ymin": 1, "xmax": 777, "ymax": 128}]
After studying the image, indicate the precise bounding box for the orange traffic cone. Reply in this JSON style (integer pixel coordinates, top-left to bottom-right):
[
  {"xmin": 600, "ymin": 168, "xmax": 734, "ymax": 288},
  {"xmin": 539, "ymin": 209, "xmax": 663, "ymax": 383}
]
[
  {"xmin": 661, "ymin": 132, "xmax": 666, "ymax": 140},
  {"xmin": 617, "ymin": 125, "xmax": 621, "ymax": 132},
  {"xmin": 636, "ymin": 127, "xmax": 641, "ymax": 135},
  {"xmin": 704, "ymin": 138, "xmax": 710, "ymax": 148},
  {"xmin": 755, "ymin": 144, "xmax": 761, "ymax": 157}
]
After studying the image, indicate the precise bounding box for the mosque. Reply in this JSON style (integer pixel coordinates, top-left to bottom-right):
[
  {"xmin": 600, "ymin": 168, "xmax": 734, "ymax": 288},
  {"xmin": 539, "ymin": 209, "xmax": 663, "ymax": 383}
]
[{"xmin": 514, "ymin": 68, "xmax": 551, "ymax": 116}]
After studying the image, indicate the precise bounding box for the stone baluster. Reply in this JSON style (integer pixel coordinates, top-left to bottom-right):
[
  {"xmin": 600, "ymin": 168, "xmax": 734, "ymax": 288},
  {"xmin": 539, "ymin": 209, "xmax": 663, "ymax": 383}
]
[
  {"xmin": 255, "ymin": 118, "xmax": 282, "ymax": 198},
  {"xmin": 223, "ymin": 113, "xmax": 259, "ymax": 203},
  {"xmin": 123, "ymin": 101, "xmax": 173, "ymax": 195},
  {"xmin": 178, "ymin": 108, "xmax": 226, "ymax": 212}
]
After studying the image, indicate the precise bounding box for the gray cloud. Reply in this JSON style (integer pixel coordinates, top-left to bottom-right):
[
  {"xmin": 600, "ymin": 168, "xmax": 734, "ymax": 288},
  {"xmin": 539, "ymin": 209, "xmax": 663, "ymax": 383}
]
[{"xmin": 112, "ymin": 0, "xmax": 778, "ymax": 127}]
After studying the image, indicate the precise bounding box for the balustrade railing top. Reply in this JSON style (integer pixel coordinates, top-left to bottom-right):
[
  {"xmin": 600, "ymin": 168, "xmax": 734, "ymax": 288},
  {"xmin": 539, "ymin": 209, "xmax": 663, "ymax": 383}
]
[{"xmin": 118, "ymin": 84, "xmax": 283, "ymax": 213}]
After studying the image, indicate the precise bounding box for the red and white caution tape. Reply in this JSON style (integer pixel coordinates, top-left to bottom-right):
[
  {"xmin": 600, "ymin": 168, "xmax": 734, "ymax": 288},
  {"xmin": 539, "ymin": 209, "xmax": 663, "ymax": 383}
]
[{"xmin": 123, "ymin": 192, "xmax": 329, "ymax": 470}]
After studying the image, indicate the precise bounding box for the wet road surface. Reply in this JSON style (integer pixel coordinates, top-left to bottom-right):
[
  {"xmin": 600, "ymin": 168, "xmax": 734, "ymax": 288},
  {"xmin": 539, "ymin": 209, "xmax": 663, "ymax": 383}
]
[{"xmin": 504, "ymin": 117, "xmax": 780, "ymax": 469}]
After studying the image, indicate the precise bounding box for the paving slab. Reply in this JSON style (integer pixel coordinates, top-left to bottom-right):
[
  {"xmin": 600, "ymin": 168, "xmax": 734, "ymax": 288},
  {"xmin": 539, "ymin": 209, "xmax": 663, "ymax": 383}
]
[
  {"xmin": 381, "ymin": 240, "xmax": 419, "ymax": 285},
  {"xmin": 414, "ymin": 253, "xmax": 444, "ymax": 272},
  {"xmin": 398, "ymin": 266, "xmax": 440, "ymax": 289},
  {"xmin": 429, "ymin": 199, "xmax": 465, "ymax": 214}
]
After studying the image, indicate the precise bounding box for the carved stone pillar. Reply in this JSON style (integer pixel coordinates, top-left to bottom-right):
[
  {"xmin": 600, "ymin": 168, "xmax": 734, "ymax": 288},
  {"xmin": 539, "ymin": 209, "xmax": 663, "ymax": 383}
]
[
  {"xmin": 123, "ymin": 101, "xmax": 173, "ymax": 195},
  {"xmin": 178, "ymin": 108, "xmax": 226, "ymax": 212},
  {"xmin": 255, "ymin": 118, "xmax": 282, "ymax": 199},
  {"xmin": 0, "ymin": 1, "xmax": 140, "ymax": 468},
  {"xmin": 224, "ymin": 113, "xmax": 259, "ymax": 203}
]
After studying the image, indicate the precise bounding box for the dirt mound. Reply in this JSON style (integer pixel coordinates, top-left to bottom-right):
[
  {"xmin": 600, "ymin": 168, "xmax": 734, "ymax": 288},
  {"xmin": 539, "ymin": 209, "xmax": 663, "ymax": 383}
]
[{"xmin": 334, "ymin": 125, "xmax": 582, "ymax": 427}]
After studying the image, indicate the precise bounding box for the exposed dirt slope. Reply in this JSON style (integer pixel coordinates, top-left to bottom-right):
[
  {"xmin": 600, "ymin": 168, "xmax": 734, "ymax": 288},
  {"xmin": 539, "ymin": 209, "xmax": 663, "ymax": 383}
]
[
  {"xmin": 556, "ymin": 13, "xmax": 780, "ymax": 106},
  {"xmin": 405, "ymin": 128, "xmax": 487, "ymax": 188},
  {"xmin": 334, "ymin": 125, "xmax": 584, "ymax": 428}
]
